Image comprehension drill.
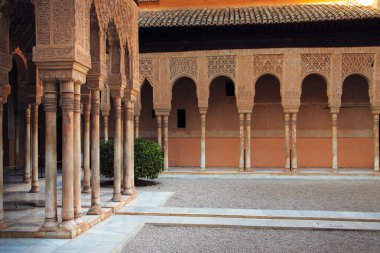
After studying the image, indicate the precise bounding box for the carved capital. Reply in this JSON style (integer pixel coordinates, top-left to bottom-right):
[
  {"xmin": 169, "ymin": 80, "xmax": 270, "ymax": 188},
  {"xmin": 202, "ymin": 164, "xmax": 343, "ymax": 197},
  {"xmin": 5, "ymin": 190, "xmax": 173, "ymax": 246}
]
[
  {"xmin": 38, "ymin": 68, "xmax": 87, "ymax": 84},
  {"xmin": 43, "ymin": 81, "xmax": 57, "ymax": 112}
]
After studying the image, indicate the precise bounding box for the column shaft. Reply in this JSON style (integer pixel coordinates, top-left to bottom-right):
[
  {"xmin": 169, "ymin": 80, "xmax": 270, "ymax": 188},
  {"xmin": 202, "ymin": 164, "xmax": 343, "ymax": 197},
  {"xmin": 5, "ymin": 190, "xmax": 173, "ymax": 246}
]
[
  {"xmin": 284, "ymin": 113, "xmax": 291, "ymax": 171},
  {"xmin": 24, "ymin": 105, "xmax": 31, "ymax": 183},
  {"xmin": 332, "ymin": 113, "xmax": 338, "ymax": 172},
  {"xmin": 130, "ymin": 103, "xmax": 135, "ymax": 191},
  {"xmin": 374, "ymin": 114, "xmax": 379, "ymax": 172},
  {"xmin": 291, "ymin": 113, "xmax": 298, "ymax": 170},
  {"xmin": 200, "ymin": 113, "xmax": 206, "ymax": 171},
  {"xmin": 103, "ymin": 115, "xmax": 109, "ymax": 141},
  {"xmin": 245, "ymin": 113, "xmax": 251, "ymax": 170},
  {"xmin": 0, "ymin": 100, "xmax": 3, "ymax": 224},
  {"xmin": 82, "ymin": 100, "xmax": 91, "ymax": 193},
  {"xmin": 239, "ymin": 113, "xmax": 245, "ymax": 171},
  {"xmin": 60, "ymin": 80, "xmax": 75, "ymax": 229},
  {"xmin": 30, "ymin": 103, "xmax": 40, "ymax": 192},
  {"xmin": 135, "ymin": 115, "xmax": 139, "ymax": 138},
  {"xmin": 88, "ymin": 90, "xmax": 102, "ymax": 214},
  {"xmin": 112, "ymin": 96, "xmax": 122, "ymax": 202},
  {"xmin": 157, "ymin": 116, "xmax": 162, "ymax": 147},
  {"xmin": 163, "ymin": 115, "xmax": 169, "ymax": 171},
  {"xmin": 123, "ymin": 101, "xmax": 134, "ymax": 195},
  {"xmin": 73, "ymin": 83, "xmax": 82, "ymax": 223},
  {"xmin": 42, "ymin": 81, "xmax": 58, "ymax": 230}
]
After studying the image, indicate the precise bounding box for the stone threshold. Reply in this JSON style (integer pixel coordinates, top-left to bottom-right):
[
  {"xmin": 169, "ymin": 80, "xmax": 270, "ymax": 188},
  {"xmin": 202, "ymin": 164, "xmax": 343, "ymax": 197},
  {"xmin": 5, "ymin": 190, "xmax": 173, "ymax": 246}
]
[
  {"xmin": 0, "ymin": 194, "xmax": 137, "ymax": 239},
  {"xmin": 117, "ymin": 206, "xmax": 380, "ymax": 223}
]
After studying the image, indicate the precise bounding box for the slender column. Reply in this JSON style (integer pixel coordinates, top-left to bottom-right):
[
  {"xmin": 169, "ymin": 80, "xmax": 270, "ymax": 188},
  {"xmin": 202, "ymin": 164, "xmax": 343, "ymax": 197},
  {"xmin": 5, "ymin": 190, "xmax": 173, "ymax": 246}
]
[
  {"xmin": 284, "ymin": 113, "xmax": 291, "ymax": 171},
  {"xmin": 103, "ymin": 115, "xmax": 109, "ymax": 141},
  {"xmin": 239, "ymin": 113, "xmax": 245, "ymax": 171},
  {"xmin": 112, "ymin": 96, "xmax": 122, "ymax": 202},
  {"xmin": 245, "ymin": 113, "xmax": 252, "ymax": 170},
  {"xmin": 200, "ymin": 113, "xmax": 206, "ymax": 171},
  {"xmin": 30, "ymin": 103, "xmax": 40, "ymax": 192},
  {"xmin": 291, "ymin": 113, "xmax": 298, "ymax": 171},
  {"xmin": 42, "ymin": 81, "xmax": 58, "ymax": 230},
  {"xmin": 23, "ymin": 105, "xmax": 31, "ymax": 183},
  {"xmin": 82, "ymin": 98, "xmax": 91, "ymax": 193},
  {"xmin": 120, "ymin": 107, "xmax": 124, "ymax": 184},
  {"xmin": 88, "ymin": 90, "xmax": 102, "ymax": 214},
  {"xmin": 73, "ymin": 83, "xmax": 82, "ymax": 223},
  {"xmin": 157, "ymin": 115, "xmax": 162, "ymax": 147},
  {"xmin": 0, "ymin": 97, "xmax": 4, "ymax": 225},
  {"xmin": 134, "ymin": 115, "xmax": 139, "ymax": 138},
  {"xmin": 332, "ymin": 113, "xmax": 338, "ymax": 172},
  {"xmin": 163, "ymin": 115, "xmax": 169, "ymax": 171},
  {"xmin": 130, "ymin": 103, "xmax": 136, "ymax": 192},
  {"xmin": 374, "ymin": 114, "xmax": 379, "ymax": 172},
  {"xmin": 123, "ymin": 101, "xmax": 134, "ymax": 195},
  {"xmin": 60, "ymin": 80, "xmax": 75, "ymax": 229}
]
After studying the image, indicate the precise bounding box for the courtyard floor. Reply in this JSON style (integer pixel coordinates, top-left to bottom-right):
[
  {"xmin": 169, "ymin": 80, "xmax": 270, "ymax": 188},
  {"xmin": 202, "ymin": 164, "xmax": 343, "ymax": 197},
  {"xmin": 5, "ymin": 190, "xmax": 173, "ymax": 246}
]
[{"xmin": 1, "ymin": 173, "xmax": 380, "ymax": 252}]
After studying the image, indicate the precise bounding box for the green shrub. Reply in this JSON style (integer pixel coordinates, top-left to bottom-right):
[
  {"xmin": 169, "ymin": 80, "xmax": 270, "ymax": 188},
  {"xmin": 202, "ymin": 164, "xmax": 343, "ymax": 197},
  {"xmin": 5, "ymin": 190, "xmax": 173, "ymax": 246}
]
[
  {"xmin": 100, "ymin": 140, "xmax": 114, "ymax": 178},
  {"xmin": 134, "ymin": 138, "xmax": 164, "ymax": 180},
  {"xmin": 99, "ymin": 138, "xmax": 164, "ymax": 180}
]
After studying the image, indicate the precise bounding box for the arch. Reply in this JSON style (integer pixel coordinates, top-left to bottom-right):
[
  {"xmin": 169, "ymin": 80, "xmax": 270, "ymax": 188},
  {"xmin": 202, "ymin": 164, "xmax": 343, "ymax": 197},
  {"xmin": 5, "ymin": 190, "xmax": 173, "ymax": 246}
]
[
  {"xmin": 253, "ymin": 72, "xmax": 282, "ymax": 87},
  {"xmin": 209, "ymin": 75, "xmax": 237, "ymax": 96},
  {"xmin": 253, "ymin": 74, "xmax": 282, "ymax": 103},
  {"xmin": 106, "ymin": 22, "xmax": 122, "ymax": 75},
  {"xmin": 139, "ymin": 80, "xmax": 156, "ymax": 140},
  {"xmin": 11, "ymin": 50, "xmax": 28, "ymax": 84},
  {"xmin": 300, "ymin": 73, "xmax": 329, "ymax": 97},
  {"xmin": 343, "ymin": 73, "xmax": 373, "ymax": 101},
  {"xmin": 209, "ymin": 74, "xmax": 236, "ymax": 89},
  {"xmin": 170, "ymin": 75, "xmax": 198, "ymax": 95}
]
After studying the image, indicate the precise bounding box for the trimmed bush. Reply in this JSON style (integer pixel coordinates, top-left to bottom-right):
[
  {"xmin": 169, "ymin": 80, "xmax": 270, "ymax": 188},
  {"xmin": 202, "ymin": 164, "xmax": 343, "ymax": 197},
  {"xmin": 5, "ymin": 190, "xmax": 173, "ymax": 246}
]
[
  {"xmin": 100, "ymin": 140, "xmax": 114, "ymax": 178},
  {"xmin": 134, "ymin": 138, "xmax": 164, "ymax": 180},
  {"xmin": 100, "ymin": 138, "xmax": 164, "ymax": 180}
]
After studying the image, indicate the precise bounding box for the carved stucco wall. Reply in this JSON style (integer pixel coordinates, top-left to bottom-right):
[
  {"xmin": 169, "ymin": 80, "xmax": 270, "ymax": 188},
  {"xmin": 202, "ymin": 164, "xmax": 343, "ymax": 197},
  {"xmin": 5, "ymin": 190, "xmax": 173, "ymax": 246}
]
[{"xmin": 140, "ymin": 47, "xmax": 380, "ymax": 114}]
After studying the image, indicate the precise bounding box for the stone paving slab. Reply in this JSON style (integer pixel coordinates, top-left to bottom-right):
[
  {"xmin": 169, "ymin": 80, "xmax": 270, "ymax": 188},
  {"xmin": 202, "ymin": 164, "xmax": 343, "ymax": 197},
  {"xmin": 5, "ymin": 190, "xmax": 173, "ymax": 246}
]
[{"xmin": 118, "ymin": 206, "xmax": 380, "ymax": 222}]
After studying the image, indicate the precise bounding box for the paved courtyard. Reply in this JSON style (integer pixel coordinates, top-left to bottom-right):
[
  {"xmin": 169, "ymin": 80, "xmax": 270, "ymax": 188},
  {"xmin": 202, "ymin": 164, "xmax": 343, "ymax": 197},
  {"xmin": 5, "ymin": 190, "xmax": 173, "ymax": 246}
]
[{"xmin": 1, "ymin": 174, "xmax": 380, "ymax": 252}]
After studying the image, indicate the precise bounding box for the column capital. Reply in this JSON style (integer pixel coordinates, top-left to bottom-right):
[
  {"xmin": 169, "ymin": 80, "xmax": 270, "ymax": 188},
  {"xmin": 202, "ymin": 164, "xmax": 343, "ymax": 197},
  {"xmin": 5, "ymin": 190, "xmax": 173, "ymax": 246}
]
[
  {"xmin": 38, "ymin": 68, "xmax": 87, "ymax": 84},
  {"xmin": 155, "ymin": 109, "xmax": 170, "ymax": 116},
  {"xmin": 330, "ymin": 106, "xmax": 340, "ymax": 114},
  {"xmin": 199, "ymin": 107, "xmax": 208, "ymax": 115}
]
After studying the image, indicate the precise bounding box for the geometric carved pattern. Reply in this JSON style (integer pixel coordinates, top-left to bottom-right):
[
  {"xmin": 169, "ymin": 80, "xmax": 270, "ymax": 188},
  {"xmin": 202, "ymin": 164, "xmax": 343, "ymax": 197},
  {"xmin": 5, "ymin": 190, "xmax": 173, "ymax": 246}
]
[
  {"xmin": 342, "ymin": 53, "xmax": 374, "ymax": 80},
  {"xmin": 253, "ymin": 54, "xmax": 283, "ymax": 78},
  {"xmin": 139, "ymin": 58, "xmax": 153, "ymax": 84},
  {"xmin": 301, "ymin": 54, "xmax": 331, "ymax": 78},
  {"xmin": 208, "ymin": 55, "xmax": 236, "ymax": 79},
  {"xmin": 170, "ymin": 57, "xmax": 197, "ymax": 81}
]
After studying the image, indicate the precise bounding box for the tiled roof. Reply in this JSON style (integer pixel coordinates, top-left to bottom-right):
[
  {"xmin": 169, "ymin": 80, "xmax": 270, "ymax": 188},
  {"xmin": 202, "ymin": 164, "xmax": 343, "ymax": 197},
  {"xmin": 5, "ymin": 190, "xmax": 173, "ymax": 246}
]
[{"xmin": 139, "ymin": 3, "xmax": 380, "ymax": 28}]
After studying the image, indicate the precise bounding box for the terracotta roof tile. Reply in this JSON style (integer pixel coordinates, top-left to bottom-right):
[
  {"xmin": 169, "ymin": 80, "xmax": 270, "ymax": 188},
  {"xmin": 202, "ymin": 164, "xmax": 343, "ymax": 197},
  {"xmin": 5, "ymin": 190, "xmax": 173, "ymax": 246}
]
[{"xmin": 139, "ymin": 3, "xmax": 380, "ymax": 28}]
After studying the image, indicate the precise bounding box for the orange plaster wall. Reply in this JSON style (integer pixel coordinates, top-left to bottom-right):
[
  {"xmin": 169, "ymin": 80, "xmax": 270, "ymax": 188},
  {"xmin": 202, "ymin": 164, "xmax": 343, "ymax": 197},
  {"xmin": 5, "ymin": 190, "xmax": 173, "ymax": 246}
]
[
  {"xmin": 297, "ymin": 138, "xmax": 332, "ymax": 168},
  {"xmin": 169, "ymin": 138, "xmax": 200, "ymax": 167},
  {"xmin": 251, "ymin": 138, "xmax": 285, "ymax": 168},
  {"xmin": 338, "ymin": 138, "xmax": 373, "ymax": 168},
  {"xmin": 206, "ymin": 138, "xmax": 240, "ymax": 167}
]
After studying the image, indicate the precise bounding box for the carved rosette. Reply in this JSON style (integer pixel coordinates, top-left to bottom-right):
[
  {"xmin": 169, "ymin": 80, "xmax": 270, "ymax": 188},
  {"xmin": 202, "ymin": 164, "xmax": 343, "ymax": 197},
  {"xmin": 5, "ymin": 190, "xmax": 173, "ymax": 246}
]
[
  {"xmin": 139, "ymin": 58, "xmax": 153, "ymax": 85},
  {"xmin": 208, "ymin": 55, "xmax": 236, "ymax": 80},
  {"xmin": 253, "ymin": 54, "xmax": 283, "ymax": 80},
  {"xmin": 301, "ymin": 54, "xmax": 331, "ymax": 80},
  {"xmin": 169, "ymin": 57, "xmax": 198, "ymax": 82},
  {"xmin": 342, "ymin": 53, "xmax": 374, "ymax": 80}
]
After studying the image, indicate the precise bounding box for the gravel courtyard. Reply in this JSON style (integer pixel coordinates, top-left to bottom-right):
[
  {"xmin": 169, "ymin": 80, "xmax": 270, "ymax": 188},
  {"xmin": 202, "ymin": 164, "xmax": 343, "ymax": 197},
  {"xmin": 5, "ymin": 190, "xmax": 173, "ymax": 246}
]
[
  {"xmin": 136, "ymin": 177, "xmax": 380, "ymax": 212},
  {"xmin": 124, "ymin": 225, "xmax": 380, "ymax": 253}
]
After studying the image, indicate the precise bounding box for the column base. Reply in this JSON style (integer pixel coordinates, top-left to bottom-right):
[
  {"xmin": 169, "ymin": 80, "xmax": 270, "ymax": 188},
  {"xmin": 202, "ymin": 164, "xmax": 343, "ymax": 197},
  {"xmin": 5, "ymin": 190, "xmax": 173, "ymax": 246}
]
[
  {"xmin": 60, "ymin": 220, "xmax": 76, "ymax": 231},
  {"xmin": 0, "ymin": 221, "xmax": 7, "ymax": 230},
  {"xmin": 23, "ymin": 176, "xmax": 31, "ymax": 184},
  {"xmin": 331, "ymin": 168, "xmax": 339, "ymax": 174},
  {"xmin": 74, "ymin": 217, "xmax": 83, "ymax": 225},
  {"xmin": 29, "ymin": 186, "xmax": 40, "ymax": 193},
  {"xmin": 239, "ymin": 168, "xmax": 245, "ymax": 172},
  {"xmin": 111, "ymin": 193, "xmax": 123, "ymax": 202},
  {"xmin": 40, "ymin": 219, "xmax": 58, "ymax": 232},
  {"xmin": 374, "ymin": 167, "xmax": 380, "ymax": 172},
  {"xmin": 291, "ymin": 168, "xmax": 298, "ymax": 173},
  {"xmin": 122, "ymin": 188, "xmax": 133, "ymax": 195},
  {"xmin": 283, "ymin": 168, "xmax": 291, "ymax": 173},
  {"xmin": 82, "ymin": 186, "xmax": 91, "ymax": 194},
  {"xmin": 87, "ymin": 204, "xmax": 103, "ymax": 215}
]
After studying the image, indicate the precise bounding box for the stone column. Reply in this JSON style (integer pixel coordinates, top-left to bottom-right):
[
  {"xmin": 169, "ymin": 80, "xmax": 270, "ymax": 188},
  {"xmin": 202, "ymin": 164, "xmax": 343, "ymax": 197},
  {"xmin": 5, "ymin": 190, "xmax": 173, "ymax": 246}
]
[
  {"xmin": 291, "ymin": 113, "xmax": 298, "ymax": 171},
  {"xmin": 157, "ymin": 115, "xmax": 162, "ymax": 147},
  {"xmin": 41, "ymin": 81, "xmax": 58, "ymax": 230},
  {"xmin": 239, "ymin": 113, "xmax": 245, "ymax": 171},
  {"xmin": 284, "ymin": 113, "xmax": 291, "ymax": 171},
  {"xmin": 123, "ymin": 100, "xmax": 134, "ymax": 195},
  {"xmin": 131, "ymin": 103, "xmax": 136, "ymax": 191},
  {"xmin": 23, "ymin": 105, "xmax": 31, "ymax": 183},
  {"xmin": 112, "ymin": 96, "xmax": 122, "ymax": 202},
  {"xmin": 200, "ymin": 112, "xmax": 206, "ymax": 171},
  {"xmin": 120, "ymin": 107, "xmax": 124, "ymax": 183},
  {"xmin": 163, "ymin": 115, "xmax": 169, "ymax": 171},
  {"xmin": 0, "ymin": 95, "xmax": 4, "ymax": 225},
  {"xmin": 30, "ymin": 103, "xmax": 40, "ymax": 192},
  {"xmin": 73, "ymin": 83, "xmax": 82, "ymax": 223},
  {"xmin": 82, "ymin": 98, "xmax": 91, "ymax": 193},
  {"xmin": 332, "ymin": 112, "xmax": 338, "ymax": 172},
  {"xmin": 374, "ymin": 114, "xmax": 379, "ymax": 172},
  {"xmin": 134, "ymin": 115, "xmax": 139, "ymax": 138},
  {"xmin": 60, "ymin": 80, "xmax": 75, "ymax": 229},
  {"xmin": 88, "ymin": 90, "xmax": 102, "ymax": 214},
  {"xmin": 245, "ymin": 113, "xmax": 252, "ymax": 170},
  {"xmin": 103, "ymin": 115, "xmax": 109, "ymax": 141}
]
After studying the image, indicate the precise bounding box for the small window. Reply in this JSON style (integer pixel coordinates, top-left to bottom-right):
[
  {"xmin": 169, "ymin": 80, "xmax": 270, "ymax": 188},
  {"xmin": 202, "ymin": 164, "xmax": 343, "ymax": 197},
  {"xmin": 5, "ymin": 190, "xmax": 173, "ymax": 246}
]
[
  {"xmin": 226, "ymin": 79, "xmax": 235, "ymax": 96},
  {"xmin": 152, "ymin": 109, "xmax": 156, "ymax": 118},
  {"xmin": 177, "ymin": 109, "xmax": 186, "ymax": 128}
]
